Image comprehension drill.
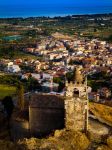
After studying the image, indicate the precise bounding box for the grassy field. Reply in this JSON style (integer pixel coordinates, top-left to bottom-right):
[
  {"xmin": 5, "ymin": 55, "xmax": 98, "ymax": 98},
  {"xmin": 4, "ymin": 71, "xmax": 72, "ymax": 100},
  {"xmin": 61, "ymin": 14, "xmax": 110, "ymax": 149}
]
[
  {"xmin": 12, "ymin": 51, "xmax": 38, "ymax": 60},
  {"xmin": 0, "ymin": 84, "xmax": 17, "ymax": 100},
  {"xmin": 89, "ymin": 102, "xmax": 112, "ymax": 126}
]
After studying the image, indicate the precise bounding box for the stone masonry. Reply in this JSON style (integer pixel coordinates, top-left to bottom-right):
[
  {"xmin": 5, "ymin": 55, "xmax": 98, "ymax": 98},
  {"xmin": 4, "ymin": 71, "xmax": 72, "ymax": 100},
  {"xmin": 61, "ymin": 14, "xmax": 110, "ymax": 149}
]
[{"xmin": 65, "ymin": 67, "xmax": 88, "ymax": 131}]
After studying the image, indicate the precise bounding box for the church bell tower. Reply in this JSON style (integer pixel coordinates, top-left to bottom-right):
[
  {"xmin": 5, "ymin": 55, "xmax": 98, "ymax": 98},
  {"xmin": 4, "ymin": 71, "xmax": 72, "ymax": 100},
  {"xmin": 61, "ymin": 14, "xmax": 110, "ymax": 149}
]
[{"xmin": 65, "ymin": 67, "xmax": 88, "ymax": 132}]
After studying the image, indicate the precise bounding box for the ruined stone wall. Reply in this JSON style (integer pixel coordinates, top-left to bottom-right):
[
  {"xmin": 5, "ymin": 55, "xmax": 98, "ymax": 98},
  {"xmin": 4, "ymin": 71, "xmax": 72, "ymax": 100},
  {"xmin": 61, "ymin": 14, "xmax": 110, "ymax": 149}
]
[{"xmin": 29, "ymin": 107, "xmax": 65, "ymax": 137}]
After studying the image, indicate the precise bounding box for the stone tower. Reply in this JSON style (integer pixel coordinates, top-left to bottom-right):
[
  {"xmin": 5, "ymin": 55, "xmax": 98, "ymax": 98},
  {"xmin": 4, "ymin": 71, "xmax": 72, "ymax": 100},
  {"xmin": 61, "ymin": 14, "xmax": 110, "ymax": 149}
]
[{"xmin": 65, "ymin": 67, "xmax": 88, "ymax": 132}]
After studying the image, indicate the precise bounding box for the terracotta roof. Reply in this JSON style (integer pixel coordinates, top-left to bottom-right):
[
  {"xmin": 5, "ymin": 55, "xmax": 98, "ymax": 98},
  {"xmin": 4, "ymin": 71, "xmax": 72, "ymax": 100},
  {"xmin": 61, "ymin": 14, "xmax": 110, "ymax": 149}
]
[{"xmin": 29, "ymin": 94, "xmax": 64, "ymax": 109}]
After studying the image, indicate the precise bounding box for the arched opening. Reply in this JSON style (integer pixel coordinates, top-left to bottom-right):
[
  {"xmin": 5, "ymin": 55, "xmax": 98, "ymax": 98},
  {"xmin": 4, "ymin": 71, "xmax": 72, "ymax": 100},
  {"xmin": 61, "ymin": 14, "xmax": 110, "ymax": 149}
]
[{"xmin": 74, "ymin": 88, "xmax": 79, "ymax": 97}]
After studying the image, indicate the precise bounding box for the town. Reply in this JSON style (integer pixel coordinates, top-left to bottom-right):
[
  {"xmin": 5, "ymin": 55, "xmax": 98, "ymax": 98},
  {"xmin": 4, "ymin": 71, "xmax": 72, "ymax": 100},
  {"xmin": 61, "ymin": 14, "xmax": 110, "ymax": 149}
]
[
  {"xmin": 0, "ymin": 14, "xmax": 112, "ymax": 150},
  {"xmin": 0, "ymin": 34, "xmax": 112, "ymax": 102}
]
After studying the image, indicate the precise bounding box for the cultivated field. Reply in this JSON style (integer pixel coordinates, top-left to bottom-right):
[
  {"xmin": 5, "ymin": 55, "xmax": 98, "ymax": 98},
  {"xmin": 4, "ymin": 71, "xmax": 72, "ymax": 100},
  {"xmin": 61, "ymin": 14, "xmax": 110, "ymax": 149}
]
[{"xmin": 0, "ymin": 84, "xmax": 16, "ymax": 100}]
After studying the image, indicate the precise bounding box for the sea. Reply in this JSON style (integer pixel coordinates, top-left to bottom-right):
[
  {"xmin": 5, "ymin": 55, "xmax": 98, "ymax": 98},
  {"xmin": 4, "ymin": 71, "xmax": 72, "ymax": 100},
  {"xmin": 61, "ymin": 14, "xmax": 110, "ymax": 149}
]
[{"xmin": 0, "ymin": 5, "xmax": 112, "ymax": 18}]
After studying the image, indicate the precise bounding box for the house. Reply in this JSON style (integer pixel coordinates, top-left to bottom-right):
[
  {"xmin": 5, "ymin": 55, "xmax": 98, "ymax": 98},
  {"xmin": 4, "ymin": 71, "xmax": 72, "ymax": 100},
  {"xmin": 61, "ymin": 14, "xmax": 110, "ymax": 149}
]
[
  {"xmin": 98, "ymin": 87, "xmax": 111, "ymax": 98},
  {"xmin": 14, "ymin": 59, "xmax": 23, "ymax": 65},
  {"xmin": 7, "ymin": 64, "xmax": 21, "ymax": 73},
  {"xmin": 88, "ymin": 92, "xmax": 100, "ymax": 102},
  {"xmin": 21, "ymin": 73, "xmax": 31, "ymax": 80},
  {"xmin": 42, "ymin": 82, "xmax": 59, "ymax": 93}
]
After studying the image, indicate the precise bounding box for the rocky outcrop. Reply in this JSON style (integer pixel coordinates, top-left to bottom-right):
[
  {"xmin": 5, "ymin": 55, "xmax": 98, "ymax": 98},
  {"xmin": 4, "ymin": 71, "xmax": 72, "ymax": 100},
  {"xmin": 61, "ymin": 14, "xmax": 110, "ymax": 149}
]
[
  {"xmin": 18, "ymin": 129, "xmax": 90, "ymax": 150},
  {"xmin": 88, "ymin": 119, "xmax": 109, "ymax": 143},
  {"xmin": 0, "ymin": 130, "xmax": 111, "ymax": 150},
  {"xmin": 96, "ymin": 136, "xmax": 112, "ymax": 150},
  {"xmin": 107, "ymin": 136, "xmax": 112, "ymax": 149}
]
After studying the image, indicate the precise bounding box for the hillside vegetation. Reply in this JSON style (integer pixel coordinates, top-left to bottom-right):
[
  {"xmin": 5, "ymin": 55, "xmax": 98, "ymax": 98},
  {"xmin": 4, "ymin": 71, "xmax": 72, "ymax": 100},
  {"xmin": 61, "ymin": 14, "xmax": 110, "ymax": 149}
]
[
  {"xmin": 0, "ymin": 130, "xmax": 90, "ymax": 150},
  {"xmin": 0, "ymin": 130, "xmax": 112, "ymax": 150},
  {"xmin": 0, "ymin": 84, "xmax": 16, "ymax": 100},
  {"xmin": 89, "ymin": 102, "xmax": 112, "ymax": 126}
]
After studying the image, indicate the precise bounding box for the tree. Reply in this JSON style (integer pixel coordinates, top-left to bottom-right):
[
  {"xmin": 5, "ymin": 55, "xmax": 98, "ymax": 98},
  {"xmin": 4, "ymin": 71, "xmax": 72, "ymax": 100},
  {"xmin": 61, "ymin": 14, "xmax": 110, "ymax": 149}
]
[
  {"xmin": 53, "ymin": 77, "xmax": 65, "ymax": 92},
  {"xmin": 27, "ymin": 76, "xmax": 42, "ymax": 91},
  {"xmin": 66, "ymin": 71, "xmax": 75, "ymax": 82},
  {"xmin": 58, "ymin": 81, "xmax": 65, "ymax": 92},
  {"xmin": 2, "ymin": 96, "xmax": 14, "ymax": 140},
  {"xmin": 17, "ymin": 83, "xmax": 24, "ymax": 111},
  {"xmin": 2, "ymin": 96, "xmax": 14, "ymax": 119}
]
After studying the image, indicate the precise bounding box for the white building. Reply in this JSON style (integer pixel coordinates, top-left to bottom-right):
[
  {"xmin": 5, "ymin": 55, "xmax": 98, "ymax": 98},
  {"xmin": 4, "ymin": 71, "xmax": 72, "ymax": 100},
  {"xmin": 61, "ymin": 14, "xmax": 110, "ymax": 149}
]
[{"xmin": 7, "ymin": 64, "xmax": 21, "ymax": 73}]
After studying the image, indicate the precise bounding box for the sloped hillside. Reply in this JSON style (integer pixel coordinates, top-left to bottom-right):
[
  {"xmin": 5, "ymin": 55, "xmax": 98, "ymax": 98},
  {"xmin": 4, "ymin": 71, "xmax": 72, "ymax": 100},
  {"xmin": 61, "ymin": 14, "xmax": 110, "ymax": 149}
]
[
  {"xmin": 0, "ymin": 130, "xmax": 90, "ymax": 150},
  {"xmin": 0, "ymin": 129, "xmax": 112, "ymax": 150},
  {"xmin": 18, "ymin": 130, "xmax": 90, "ymax": 150},
  {"xmin": 89, "ymin": 102, "xmax": 112, "ymax": 127}
]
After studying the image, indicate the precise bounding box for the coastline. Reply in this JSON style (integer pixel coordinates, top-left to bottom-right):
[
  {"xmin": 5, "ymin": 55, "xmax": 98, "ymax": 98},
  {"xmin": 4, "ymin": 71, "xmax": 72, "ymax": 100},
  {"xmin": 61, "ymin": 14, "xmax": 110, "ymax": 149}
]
[
  {"xmin": 0, "ymin": 5, "xmax": 112, "ymax": 19},
  {"xmin": 0, "ymin": 13, "xmax": 112, "ymax": 19}
]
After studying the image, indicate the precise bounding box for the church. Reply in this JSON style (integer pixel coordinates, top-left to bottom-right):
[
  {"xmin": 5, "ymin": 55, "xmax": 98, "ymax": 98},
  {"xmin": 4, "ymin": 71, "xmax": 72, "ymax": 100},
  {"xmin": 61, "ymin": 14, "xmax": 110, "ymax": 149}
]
[
  {"xmin": 12, "ymin": 67, "xmax": 89, "ymax": 139},
  {"xmin": 29, "ymin": 67, "xmax": 89, "ymax": 135}
]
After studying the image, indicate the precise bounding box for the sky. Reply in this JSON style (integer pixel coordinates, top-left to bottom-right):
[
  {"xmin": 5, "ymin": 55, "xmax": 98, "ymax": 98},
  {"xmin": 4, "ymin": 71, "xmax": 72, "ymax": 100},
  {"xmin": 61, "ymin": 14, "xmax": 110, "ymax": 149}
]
[{"xmin": 0, "ymin": 0, "xmax": 112, "ymax": 6}]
